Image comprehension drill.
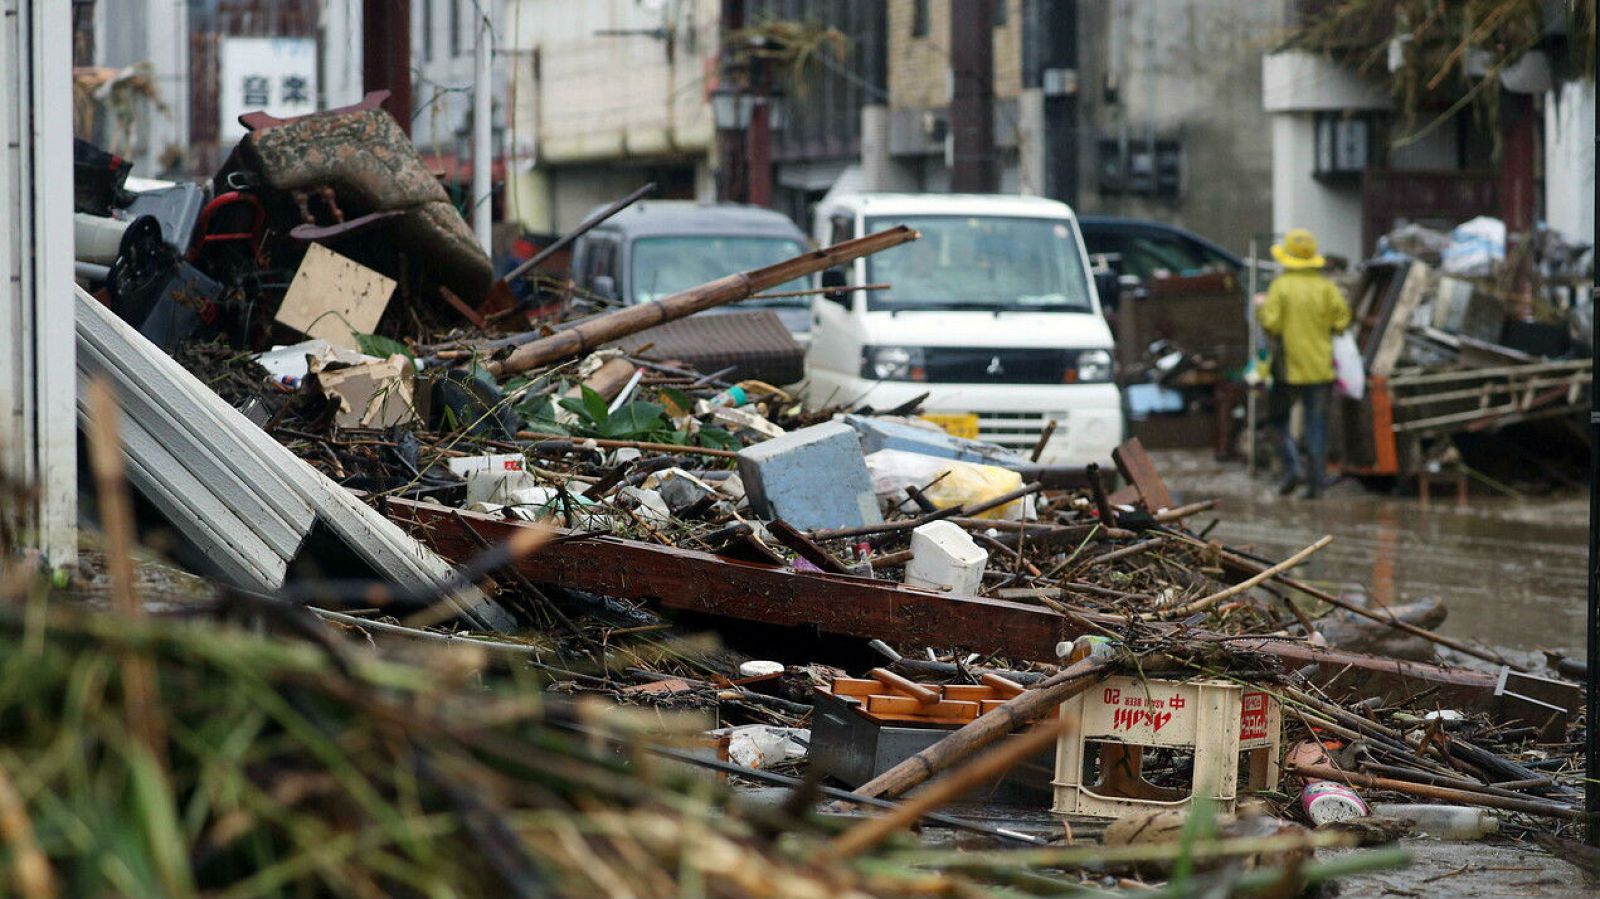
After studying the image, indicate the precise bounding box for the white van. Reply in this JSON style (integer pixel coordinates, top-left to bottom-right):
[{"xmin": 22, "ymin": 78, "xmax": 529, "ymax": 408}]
[{"xmin": 806, "ymin": 193, "xmax": 1124, "ymax": 466}]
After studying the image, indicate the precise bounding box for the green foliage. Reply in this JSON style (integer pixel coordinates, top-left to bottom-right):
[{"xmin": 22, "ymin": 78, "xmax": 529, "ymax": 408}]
[
  {"xmin": 354, "ymin": 333, "xmax": 414, "ymax": 360},
  {"xmin": 547, "ymin": 386, "xmax": 736, "ymax": 450}
]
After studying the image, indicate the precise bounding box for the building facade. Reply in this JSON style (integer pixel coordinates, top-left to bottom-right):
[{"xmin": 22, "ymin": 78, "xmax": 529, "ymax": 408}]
[
  {"xmin": 1073, "ymin": 0, "xmax": 1286, "ymax": 254},
  {"xmin": 505, "ymin": 0, "xmax": 720, "ymax": 233},
  {"xmin": 1262, "ymin": 2, "xmax": 1595, "ymax": 262}
]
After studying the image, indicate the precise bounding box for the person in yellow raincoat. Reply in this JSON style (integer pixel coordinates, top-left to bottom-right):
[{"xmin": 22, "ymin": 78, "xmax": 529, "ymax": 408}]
[{"xmin": 1258, "ymin": 228, "xmax": 1351, "ymax": 499}]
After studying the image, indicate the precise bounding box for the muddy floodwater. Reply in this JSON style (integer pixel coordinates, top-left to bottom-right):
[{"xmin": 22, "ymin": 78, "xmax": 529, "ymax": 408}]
[{"xmin": 1153, "ymin": 450, "xmax": 1588, "ymax": 660}]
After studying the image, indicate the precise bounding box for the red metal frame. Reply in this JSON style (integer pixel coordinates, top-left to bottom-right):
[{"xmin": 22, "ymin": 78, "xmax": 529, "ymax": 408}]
[{"xmin": 187, "ymin": 191, "xmax": 267, "ymax": 264}]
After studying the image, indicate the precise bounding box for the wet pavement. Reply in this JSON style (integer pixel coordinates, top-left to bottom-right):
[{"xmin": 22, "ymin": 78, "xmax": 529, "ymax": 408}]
[
  {"xmin": 1152, "ymin": 450, "xmax": 1589, "ymax": 662},
  {"xmin": 1326, "ymin": 838, "xmax": 1597, "ymax": 898}
]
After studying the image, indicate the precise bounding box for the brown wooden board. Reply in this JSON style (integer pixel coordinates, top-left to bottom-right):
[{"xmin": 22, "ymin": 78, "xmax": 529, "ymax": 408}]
[
  {"xmin": 387, "ymin": 498, "xmax": 1077, "ymax": 658},
  {"xmin": 1111, "ymin": 436, "xmax": 1175, "ymax": 512}
]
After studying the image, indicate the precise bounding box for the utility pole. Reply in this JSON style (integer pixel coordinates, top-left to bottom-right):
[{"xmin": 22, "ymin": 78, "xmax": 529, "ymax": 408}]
[
  {"xmin": 949, "ymin": 0, "xmax": 997, "ymax": 193},
  {"xmin": 363, "ymin": 0, "xmax": 412, "ymax": 134},
  {"xmin": 1586, "ymin": 19, "xmax": 1598, "ymax": 846},
  {"xmin": 747, "ymin": 52, "xmax": 773, "ymax": 208},
  {"xmin": 715, "ymin": 0, "xmax": 747, "ymax": 204},
  {"xmin": 473, "ymin": 8, "xmax": 493, "ymax": 252}
]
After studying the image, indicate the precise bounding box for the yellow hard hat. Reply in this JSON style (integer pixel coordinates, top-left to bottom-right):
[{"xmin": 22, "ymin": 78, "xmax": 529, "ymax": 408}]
[{"xmin": 1271, "ymin": 228, "xmax": 1325, "ymax": 270}]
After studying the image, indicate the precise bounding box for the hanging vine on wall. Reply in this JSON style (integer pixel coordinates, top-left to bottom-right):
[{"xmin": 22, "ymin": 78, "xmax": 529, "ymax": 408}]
[
  {"xmin": 1282, "ymin": 0, "xmax": 1596, "ymax": 155},
  {"xmin": 727, "ymin": 16, "xmax": 851, "ymax": 98}
]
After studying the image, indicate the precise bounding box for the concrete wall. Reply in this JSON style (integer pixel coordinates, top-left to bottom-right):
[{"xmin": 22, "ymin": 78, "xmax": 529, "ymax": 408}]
[
  {"xmin": 1544, "ymin": 78, "xmax": 1595, "ymax": 244},
  {"xmin": 880, "ymin": 0, "xmax": 1026, "ymax": 193},
  {"xmin": 505, "ymin": 0, "xmax": 718, "ymax": 231},
  {"xmin": 1072, "ymin": 0, "xmax": 1289, "ymax": 256},
  {"xmin": 1270, "ymin": 114, "xmax": 1363, "ymax": 262},
  {"xmin": 1261, "ymin": 50, "xmax": 1393, "ymax": 263},
  {"xmin": 319, "ymin": 0, "xmax": 365, "ymax": 110}
]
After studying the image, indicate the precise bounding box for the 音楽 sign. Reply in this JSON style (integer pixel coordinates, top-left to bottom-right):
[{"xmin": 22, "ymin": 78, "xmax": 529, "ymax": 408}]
[{"xmin": 218, "ymin": 37, "xmax": 318, "ymax": 142}]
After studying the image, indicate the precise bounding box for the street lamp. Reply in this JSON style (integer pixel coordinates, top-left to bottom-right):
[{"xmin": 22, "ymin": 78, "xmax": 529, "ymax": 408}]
[{"xmin": 710, "ymin": 85, "xmax": 755, "ymax": 131}]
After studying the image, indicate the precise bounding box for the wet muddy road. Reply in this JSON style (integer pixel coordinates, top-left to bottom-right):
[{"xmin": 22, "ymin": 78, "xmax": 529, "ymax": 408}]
[{"xmin": 1153, "ymin": 450, "xmax": 1588, "ymax": 660}]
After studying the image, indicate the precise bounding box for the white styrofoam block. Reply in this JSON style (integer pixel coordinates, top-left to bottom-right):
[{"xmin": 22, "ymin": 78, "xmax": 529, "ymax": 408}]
[{"xmin": 904, "ymin": 520, "xmax": 987, "ymax": 595}]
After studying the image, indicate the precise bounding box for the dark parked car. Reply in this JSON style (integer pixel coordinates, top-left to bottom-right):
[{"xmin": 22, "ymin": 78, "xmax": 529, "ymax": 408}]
[
  {"xmin": 570, "ymin": 201, "xmax": 813, "ymax": 343},
  {"xmin": 1077, "ymin": 216, "xmax": 1245, "ymax": 287}
]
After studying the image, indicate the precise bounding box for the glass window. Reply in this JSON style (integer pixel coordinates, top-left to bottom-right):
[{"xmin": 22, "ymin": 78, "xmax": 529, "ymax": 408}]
[
  {"xmin": 863, "ymin": 215, "xmax": 1094, "ymax": 312},
  {"xmin": 912, "ymin": 0, "xmax": 930, "ymax": 37},
  {"xmin": 630, "ymin": 236, "xmax": 809, "ymax": 306},
  {"xmin": 450, "ymin": 0, "xmax": 462, "ymax": 57},
  {"xmin": 1093, "ymin": 234, "xmax": 1238, "ymax": 280}
]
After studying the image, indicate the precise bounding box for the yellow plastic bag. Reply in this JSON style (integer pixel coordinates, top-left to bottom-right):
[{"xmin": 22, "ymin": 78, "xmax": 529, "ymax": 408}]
[{"xmin": 864, "ymin": 450, "xmax": 1027, "ymax": 520}]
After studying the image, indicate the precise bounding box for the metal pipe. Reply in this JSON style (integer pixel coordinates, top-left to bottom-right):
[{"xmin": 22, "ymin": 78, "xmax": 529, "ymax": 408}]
[
  {"xmin": 502, "ymin": 181, "xmax": 656, "ymax": 287},
  {"xmin": 1246, "ymin": 237, "xmax": 1259, "ymax": 476}
]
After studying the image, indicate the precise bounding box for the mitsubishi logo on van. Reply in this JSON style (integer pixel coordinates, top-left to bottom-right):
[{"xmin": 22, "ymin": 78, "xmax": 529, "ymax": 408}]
[{"xmin": 986, "ymin": 356, "xmax": 1005, "ymax": 377}]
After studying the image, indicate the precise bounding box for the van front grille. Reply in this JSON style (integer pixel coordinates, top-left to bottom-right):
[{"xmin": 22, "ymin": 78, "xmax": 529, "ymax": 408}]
[{"xmin": 923, "ymin": 348, "xmax": 1068, "ymax": 384}]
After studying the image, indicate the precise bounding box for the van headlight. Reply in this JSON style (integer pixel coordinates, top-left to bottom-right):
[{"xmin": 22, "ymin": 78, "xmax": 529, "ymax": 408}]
[
  {"xmin": 1068, "ymin": 349, "xmax": 1114, "ymax": 384},
  {"xmin": 861, "ymin": 345, "xmax": 926, "ymax": 381}
]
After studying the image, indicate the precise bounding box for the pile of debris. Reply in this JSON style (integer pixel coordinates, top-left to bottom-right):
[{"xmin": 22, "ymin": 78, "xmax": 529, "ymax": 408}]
[
  {"xmin": 45, "ymin": 100, "xmax": 1595, "ymax": 895},
  {"xmin": 1337, "ymin": 216, "xmax": 1594, "ymax": 488}
]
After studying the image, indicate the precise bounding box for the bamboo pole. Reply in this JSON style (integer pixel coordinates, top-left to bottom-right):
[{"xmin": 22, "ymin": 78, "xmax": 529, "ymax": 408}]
[
  {"xmin": 1153, "ymin": 499, "xmax": 1216, "ymax": 522},
  {"xmin": 851, "ymin": 654, "xmax": 1117, "ymax": 800},
  {"xmin": 491, "ymin": 226, "xmax": 918, "ymax": 377},
  {"xmin": 84, "ymin": 380, "xmax": 168, "ymax": 771}
]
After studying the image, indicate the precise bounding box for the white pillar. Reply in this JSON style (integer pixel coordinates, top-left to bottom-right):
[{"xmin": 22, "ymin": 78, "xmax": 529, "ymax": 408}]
[
  {"xmin": 319, "ymin": 0, "xmax": 367, "ymax": 109},
  {"xmin": 0, "ymin": 0, "xmax": 76, "ymax": 568},
  {"xmin": 473, "ymin": 9, "xmax": 493, "ymax": 253}
]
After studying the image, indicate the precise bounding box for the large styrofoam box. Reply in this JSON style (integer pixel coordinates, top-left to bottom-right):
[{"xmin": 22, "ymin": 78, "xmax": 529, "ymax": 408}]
[
  {"xmin": 904, "ymin": 520, "xmax": 987, "ymax": 595},
  {"xmin": 736, "ymin": 421, "xmax": 883, "ymax": 531}
]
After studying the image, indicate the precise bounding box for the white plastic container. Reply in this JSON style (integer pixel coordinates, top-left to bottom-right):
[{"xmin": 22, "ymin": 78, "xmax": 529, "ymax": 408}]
[
  {"xmin": 447, "ymin": 453, "xmax": 536, "ymax": 504},
  {"xmin": 1371, "ymin": 803, "xmax": 1500, "ymax": 840},
  {"xmin": 903, "ymin": 520, "xmax": 988, "ymax": 595}
]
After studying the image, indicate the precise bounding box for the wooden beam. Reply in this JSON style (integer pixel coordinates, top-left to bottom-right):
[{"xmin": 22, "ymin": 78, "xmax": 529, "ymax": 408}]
[
  {"xmin": 386, "ymin": 498, "xmax": 1524, "ymax": 715},
  {"xmin": 387, "ymin": 498, "xmax": 1079, "ymax": 657},
  {"xmin": 1112, "ymin": 437, "xmax": 1175, "ymax": 512}
]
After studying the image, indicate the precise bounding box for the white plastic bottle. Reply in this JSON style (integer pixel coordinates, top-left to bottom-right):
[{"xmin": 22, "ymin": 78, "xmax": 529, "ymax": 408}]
[{"xmin": 1370, "ymin": 803, "xmax": 1500, "ymax": 840}]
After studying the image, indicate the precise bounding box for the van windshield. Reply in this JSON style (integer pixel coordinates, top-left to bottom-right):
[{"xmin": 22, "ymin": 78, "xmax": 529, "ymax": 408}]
[
  {"xmin": 864, "ymin": 215, "xmax": 1094, "ymax": 312},
  {"xmin": 631, "ymin": 236, "xmax": 808, "ymax": 305}
]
